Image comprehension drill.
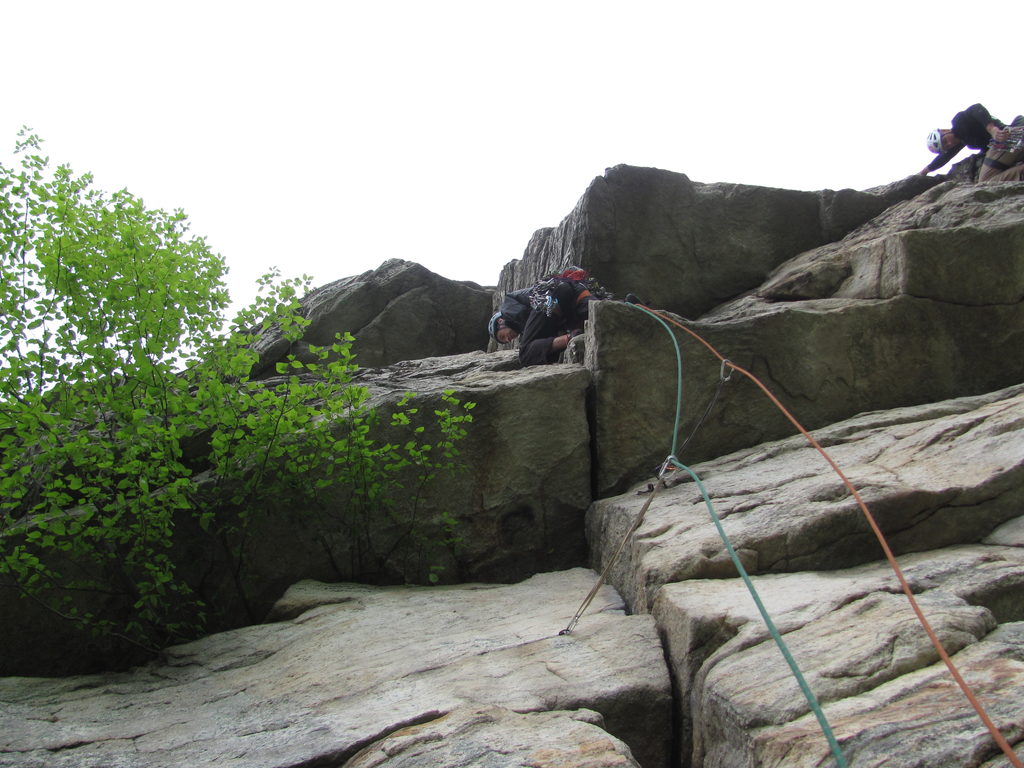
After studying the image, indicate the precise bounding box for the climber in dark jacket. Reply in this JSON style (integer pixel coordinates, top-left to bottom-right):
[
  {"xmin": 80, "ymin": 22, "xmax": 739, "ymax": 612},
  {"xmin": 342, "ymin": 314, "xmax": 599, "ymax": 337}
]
[
  {"xmin": 920, "ymin": 103, "xmax": 1024, "ymax": 181},
  {"xmin": 488, "ymin": 276, "xmax": 597, "ymax": 367}
]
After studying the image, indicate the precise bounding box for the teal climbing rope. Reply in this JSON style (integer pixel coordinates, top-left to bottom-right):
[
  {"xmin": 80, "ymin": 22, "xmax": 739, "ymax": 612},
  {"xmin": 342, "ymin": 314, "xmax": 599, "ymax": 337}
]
[
  {"xmin": 672, "ymin": 458, "xmax": 848, "ymax": 767},
  {"xmin": 630, "ymin": 303, "xmax": 849, "ymax": 767}
]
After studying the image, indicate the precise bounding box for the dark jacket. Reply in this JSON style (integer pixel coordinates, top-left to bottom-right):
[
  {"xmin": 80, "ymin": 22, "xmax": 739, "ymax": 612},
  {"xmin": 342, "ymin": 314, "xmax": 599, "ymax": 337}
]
[
  {"xmin": 927, "ymin": 103, "xmax": 1005, "ymax": 173},
  {"xmin": 515, "ymin": 280, "xmax": 594, "ymax": 367},
  {"xmin": 497, "ymin": 288, "xmax": 533, "ymax": 333}
]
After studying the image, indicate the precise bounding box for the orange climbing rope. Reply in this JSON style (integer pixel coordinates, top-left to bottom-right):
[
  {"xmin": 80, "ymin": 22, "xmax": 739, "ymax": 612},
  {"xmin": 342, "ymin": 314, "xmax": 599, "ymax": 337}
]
[{"xmin": 640, "ymin": 304, "xmax": 1023, "ymax": 768}]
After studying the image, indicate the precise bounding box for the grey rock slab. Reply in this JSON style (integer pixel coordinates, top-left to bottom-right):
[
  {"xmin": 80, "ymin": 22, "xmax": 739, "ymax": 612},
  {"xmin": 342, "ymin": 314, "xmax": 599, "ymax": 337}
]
[
  {"xmin": 588, "ymin": 383, "xmax": 1024, "ymax": 609},
  {"xmin": 0, "ymin": 569, "xmax": 671, "ymax": 768},
  {"xmin": 652, "ymin": 546, "xmax": 1024, "ymax": 768},
  {"xmin": 757, "ymin": 181, "xmax": 1024, "ymax": 303},
  {"xmin": 343, "ymin": 705, "xmax": 643, "ymax": 768},
  {"xmin": 748, "ymin": 623, "xmax": 1024, "ymax": 768}
]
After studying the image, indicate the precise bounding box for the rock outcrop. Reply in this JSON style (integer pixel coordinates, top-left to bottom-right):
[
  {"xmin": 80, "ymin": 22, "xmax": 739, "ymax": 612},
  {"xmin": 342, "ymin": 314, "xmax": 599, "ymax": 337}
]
[
  {"xmin": 584, "ymin": 181, "xmax": 1024, "ymax": 496},
  {"xmin": 217, "ymin": 352, "xmax": 595, "ymax": 607},
  {"xmin": 251, "ymin": 259, "xmax": 493, "ymax": 376},
  {"xmin": 0, "ymin": 351, "xmax": 596, "ymax": 676},
  {"xmin": 497, "ymin": 165, "xmax": 942, "ymax": 318},
  {"xmin": 3, "ymin": 168, "xmax": 1024, "ymax": 767},
  {"xmin": 0, "ymin": 570, "xmax": 670, "ymax": 768},
  {"xmin": 588, "ymin": 384, "xmax": 1024, "ymax": 766}
]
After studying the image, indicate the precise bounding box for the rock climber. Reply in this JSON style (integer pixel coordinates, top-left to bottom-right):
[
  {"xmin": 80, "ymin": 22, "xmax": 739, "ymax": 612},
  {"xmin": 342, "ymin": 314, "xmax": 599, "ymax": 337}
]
[
  {"xmin": 488, "ymin": 268, "xmax": 600, "ymax": 367},
  {"xmin": 919, "ymin": 103, "xmax": 1024, "ymax": 181}
]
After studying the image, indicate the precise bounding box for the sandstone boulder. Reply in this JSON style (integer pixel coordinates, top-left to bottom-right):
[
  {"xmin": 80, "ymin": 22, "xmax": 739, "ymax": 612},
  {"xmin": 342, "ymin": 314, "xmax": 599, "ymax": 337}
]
[
  {"xmin": 0, "ymin": 570, "xmax": 670, "ymax": 768},
  {"xmin": 250, "ymin": 259, "xmax": 493, "ymax": 377}
]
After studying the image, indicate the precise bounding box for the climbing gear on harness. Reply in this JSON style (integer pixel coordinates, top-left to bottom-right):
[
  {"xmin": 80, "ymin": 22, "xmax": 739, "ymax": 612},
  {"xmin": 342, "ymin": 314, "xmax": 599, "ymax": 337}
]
[
  {"xmin": 990, "ymin": 125, "xmax": 1024, "ymax": 153},
  {"xmin": 528, "ymin": 266, "xmax": 613, "ymax": 315}
]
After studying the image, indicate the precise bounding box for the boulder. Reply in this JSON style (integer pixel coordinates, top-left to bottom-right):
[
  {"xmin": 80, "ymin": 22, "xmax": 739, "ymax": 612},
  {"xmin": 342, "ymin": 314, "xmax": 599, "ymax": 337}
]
[
  {"xmin": 588, "ymin": 383, "xmax": 1024, "ymax": 611},
  {"xmin": 250, "ymin": 259, "xmax": 493, "ymax": 377},
  {"xmin": 583, "ymin": 180, "xmax": 1024, "ymax": 497},
  {"xmin": 496, "ymin": 165, "xmax": 941, "ymax": 319},
  {"xmin": 0, "ymin": 570, "xmax": 671, "ymax": 768},
  {"xmin": 0, "ymin": 351, "xmax": 595, "ymax": 676},
  {"xmin": 653, "ymin": 549, "xmax": 1024, "ymax": 767},
  {"xmin": 587, "ymin": 384, "xmax": 1024, "ymax": 766}
]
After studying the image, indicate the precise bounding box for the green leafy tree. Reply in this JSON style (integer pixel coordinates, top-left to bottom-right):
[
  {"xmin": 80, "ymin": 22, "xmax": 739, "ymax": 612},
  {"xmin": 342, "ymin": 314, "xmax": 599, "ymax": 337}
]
[{"xmin": 0, "ymin": 131, "xmax": 473, "ymax": 659}]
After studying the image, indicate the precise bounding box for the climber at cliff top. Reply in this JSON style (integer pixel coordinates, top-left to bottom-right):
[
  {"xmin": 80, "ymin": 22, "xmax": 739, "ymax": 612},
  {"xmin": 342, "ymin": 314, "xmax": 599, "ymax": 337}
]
[
  {"xmin": 488, "ymin": 267, "xmax": 600, "ymax": 367},
  {"xmin": 919, "ymin": 102, "xmax": 1024, "ymax": 181}
]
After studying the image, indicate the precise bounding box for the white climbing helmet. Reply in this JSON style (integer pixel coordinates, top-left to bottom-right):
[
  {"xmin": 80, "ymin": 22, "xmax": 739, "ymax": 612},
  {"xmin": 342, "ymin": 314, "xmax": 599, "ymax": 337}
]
[
  {"xmin": 487, "ymin": 311, "xmax": 503, "ymax": 342},
  {"xmin": 926, "ymin": 129, "xmax": 944, "ymax": 154}
]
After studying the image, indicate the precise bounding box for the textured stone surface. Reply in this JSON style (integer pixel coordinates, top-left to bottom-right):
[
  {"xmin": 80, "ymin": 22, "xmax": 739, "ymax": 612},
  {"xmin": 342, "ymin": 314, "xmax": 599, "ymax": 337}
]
[
  {"xmin": 589, "ymin": 383, "xmax": 1024, "ymax": 610},
  {"xmin": 250, "ymin": 258, "xmax": 493, "ymax": 376},
  {"xmin": 757, "ymin": 182, "xmax": 1024, "ymax": 304},
  {"xmin": 589, "ymin": 382, "xmax": 1024, "ymax": 766},
  {"xmin": 344, "ymin": 706, "xmax": 643, "ymax": 767},
  {"xmin": 1, "ymin": 351, "xmax": 596, "ymax": 676},
  {"xmin": 582, "ymin": 181, "xmax": 1024, "ymax": 496},
  {"xmin": 652, "ymin": 551, "xmax": 1024, "ymax": 767},
  {"xmin": 0, "ymin": 570, "xmax": 671, "ymax": 768},
  {"xmin": 238, "ymin": 351, "xmax": 595, "ymax": 593},
  {"xmin": 586, "ymin": 284, "xmax": 1024, "ymax": 497},
  {"xmin": 497, "ymin": 165, "xmax": 940, "ymax": 318}
]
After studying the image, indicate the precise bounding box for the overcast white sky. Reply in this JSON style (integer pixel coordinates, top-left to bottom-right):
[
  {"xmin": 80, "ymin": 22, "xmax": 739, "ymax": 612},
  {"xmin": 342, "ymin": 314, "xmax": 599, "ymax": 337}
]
[{"xmin": 4, "ymin": 0, "xmax": 1012, "ymax": 314}]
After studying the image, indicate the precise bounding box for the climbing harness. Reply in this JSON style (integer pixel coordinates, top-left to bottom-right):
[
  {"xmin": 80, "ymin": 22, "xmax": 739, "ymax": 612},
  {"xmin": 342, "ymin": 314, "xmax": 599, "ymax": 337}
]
[
  {"xmin": 562, "ymin": 300, "xmax": 1023, "ymax": 768},
  {"xmin": 990, "ymin": 125, "xmax": 1024, "ymax": 153},
  {"xmin": 528, "ymin": 266, "xmax": 612, "ymax": 316}
]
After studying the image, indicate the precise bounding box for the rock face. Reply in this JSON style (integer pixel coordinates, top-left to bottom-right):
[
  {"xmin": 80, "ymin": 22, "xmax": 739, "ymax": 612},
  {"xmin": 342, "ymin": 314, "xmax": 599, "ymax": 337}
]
[
  {"xmin": 0, "ymin": 351, "xmax": 596, "ymax": 676},
  {"xmin": 4, "ymin": 168, "xmax": 1024, "ymax": 767},
  {"xmin": 217, "ymin": 352, "xmax": 595, "ymax": 612},
  {"xmin": 0, "ymin": 570, "xmax": 670, "ymax": 768},
  {"xmin": 589, "ymin": 384, "xmax": 1024, "ymax": 766},
  {"xmin": 497, "ymin": 165, "xmax": 941, "ymax": 318},
  {"xmin": 344, "ymin": 706, "xmax": 646, "ymax": 768},
  {"xmin": 584, "ymin": 180, "xmax": 1024, "ymax": 497},
  {"xmin": 250, "ymin": 259, "xmax": 493, "ymax": 376},
  {"xmin": 589, "ymin": 383, "xmax": 1024, "ymax": 610}
]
